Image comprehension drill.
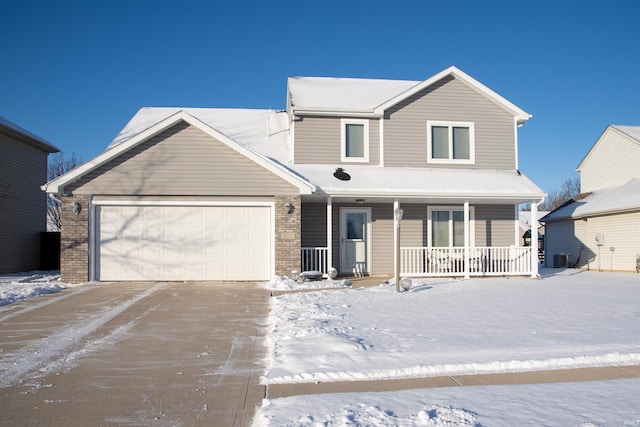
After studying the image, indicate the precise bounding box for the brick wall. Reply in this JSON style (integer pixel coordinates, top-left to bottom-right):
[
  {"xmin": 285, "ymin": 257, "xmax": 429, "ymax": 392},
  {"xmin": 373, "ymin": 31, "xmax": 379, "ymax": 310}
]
[
  {"xmin": 274, "ymin": 195, "xmax": 301, "ymax": 276},
  {"xmin": 60, "ymin": 195, "xmax": 89, "ymax": 283}
]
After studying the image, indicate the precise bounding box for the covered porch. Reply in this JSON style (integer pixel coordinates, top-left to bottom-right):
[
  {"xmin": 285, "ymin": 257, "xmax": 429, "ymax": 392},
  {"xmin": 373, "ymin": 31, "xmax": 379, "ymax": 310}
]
[{"xmin": 300, "ymin": 196, "xmax": 543, "ymax": 279}]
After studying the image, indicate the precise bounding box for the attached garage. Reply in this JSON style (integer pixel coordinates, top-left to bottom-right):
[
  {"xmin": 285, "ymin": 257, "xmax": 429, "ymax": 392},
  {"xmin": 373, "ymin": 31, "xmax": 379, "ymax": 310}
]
[{"xmin": 95, "ymin": 203, "xmax": 273, "ymax": 281}]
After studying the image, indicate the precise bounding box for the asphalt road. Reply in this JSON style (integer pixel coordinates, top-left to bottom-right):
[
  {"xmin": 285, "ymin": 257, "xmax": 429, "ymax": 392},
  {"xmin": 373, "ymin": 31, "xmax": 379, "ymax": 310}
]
[{"xmin": 0, "ymin": 281, "xmax": 269, "ymax": 426}]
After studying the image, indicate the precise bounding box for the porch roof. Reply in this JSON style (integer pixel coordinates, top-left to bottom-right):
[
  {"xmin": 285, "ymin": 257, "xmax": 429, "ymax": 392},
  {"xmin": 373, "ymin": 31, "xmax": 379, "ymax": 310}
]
[{"xmin": 293, "ymin": 164, "xmax": 544, "ymax": 204}]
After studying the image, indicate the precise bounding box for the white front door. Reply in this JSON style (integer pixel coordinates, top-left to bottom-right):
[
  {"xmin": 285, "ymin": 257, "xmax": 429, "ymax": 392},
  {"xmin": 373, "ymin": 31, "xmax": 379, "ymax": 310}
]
[{"xmin": 340, "ymin": 208, "xmax": 371, "ymax": 275}]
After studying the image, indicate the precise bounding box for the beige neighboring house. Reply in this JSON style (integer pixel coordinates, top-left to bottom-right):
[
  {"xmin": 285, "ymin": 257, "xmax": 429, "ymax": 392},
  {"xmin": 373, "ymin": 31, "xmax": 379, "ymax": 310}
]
[
  {"xmin": 542, "ymin": 125, "xmax": 640, "ymax": 271},
  {"xmin": 43, "ymin": 66, "xmax": 545, "ymax": 284},
  {"xmin": 0, "ymin": 116, "xmax": 59, "ymax": 274}
]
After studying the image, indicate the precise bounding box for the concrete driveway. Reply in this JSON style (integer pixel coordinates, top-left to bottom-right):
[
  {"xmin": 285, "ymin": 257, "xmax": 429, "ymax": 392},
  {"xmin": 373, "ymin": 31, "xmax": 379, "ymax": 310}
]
[{"xmin": 0, "ymin": 281, "xmax": 269, "ymax": 426}]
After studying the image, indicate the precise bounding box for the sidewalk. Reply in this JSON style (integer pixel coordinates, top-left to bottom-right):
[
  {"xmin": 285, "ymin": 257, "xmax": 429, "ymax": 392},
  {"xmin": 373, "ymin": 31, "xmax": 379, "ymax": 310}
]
[{"xmin": 266, "ymin": 364, "xmax": 640, "ymax": 399}]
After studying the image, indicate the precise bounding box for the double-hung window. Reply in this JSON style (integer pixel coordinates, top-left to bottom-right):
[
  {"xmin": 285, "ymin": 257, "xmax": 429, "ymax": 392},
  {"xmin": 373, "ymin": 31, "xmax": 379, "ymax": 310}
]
[
  {"xmin": 427, "ymin": 121, "xmax": 475, "ymax": 164},
  {"xmin": 341, "ymin": 119, "xmax": 369, "ymax": 162},
  {"xmin": 428, "ymin": 206, "xmax": 474, "ymax": 247}
]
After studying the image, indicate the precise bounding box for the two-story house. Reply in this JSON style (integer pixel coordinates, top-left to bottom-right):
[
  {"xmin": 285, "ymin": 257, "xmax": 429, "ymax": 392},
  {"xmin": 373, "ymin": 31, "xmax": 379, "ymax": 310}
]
[
  {"xmin": 543, "ymin": 125, "xmax": 640, "ymax": 272},
  {"xmin": 43, "ymin": 66, "xmax": 545, "ymax": 283}
]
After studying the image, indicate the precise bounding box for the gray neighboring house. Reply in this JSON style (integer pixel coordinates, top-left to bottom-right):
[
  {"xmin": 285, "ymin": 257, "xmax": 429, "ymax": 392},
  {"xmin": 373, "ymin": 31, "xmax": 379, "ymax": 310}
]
[
  {"xmin": 543, "ymin": 125, "xmax": 640, "ymax": 271},
  {"xmin": 43, "ymin": 66, "xmax": 545, "ymax": 284},
  {"xmin": 0, "ymin": 116, "xmax": 59, "ymax": 274}
]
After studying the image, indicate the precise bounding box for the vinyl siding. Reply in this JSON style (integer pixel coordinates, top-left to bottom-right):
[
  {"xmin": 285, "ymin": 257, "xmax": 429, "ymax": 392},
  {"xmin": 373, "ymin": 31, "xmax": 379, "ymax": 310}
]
[
  {"xmin": 294, "ymin": 117, "xmax": 380, "ymax": 165},
  {"xmin": 474, "ymin": 205, "xmax": 516, "ymax": 246},
  {"xmin": 580, "ymin": 128, "xmax": 640, "ymax": 192},
  {"xmin": 384, "ymin": 76, "xmax": 516, "ymax": 169},
  {"xmin": 69, "ymin": 122, "xmax": 298, "ymax": 196},
  {"xmin": 544, "ymin": 218, "xmax": 590, "ymax": 268},
  {"xmin": 0, "ymin": 133, "xmax": 49, "ymax": 273},
  {"xmin": 301, "ymin": 202, "xmax": 515, "ymax": 274}
]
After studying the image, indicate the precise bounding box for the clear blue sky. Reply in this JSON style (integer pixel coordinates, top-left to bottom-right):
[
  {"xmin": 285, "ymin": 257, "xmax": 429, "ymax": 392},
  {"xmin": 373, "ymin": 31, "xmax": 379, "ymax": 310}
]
[{"xmin": 2, "ymin": 0, "xmax": 639, "ymax": 194}]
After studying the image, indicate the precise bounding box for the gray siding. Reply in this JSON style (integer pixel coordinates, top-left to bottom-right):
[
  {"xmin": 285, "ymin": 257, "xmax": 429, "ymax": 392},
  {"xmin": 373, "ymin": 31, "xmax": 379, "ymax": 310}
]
[
  {"xmin": 69, "ymin": 122, "xmax": 298, "ymax": 196},
  {"xmin": 0, "ymin": 133, "xmax": 49, "ymax": 273},
  {"xmin": 544, "ymin": 219, "xmax": 589, "ymax": 268},
  {"xmin": 474, "ymin": 205, "xmax": 516, "ymax": 246},
  {"xmin": 301, "ymin": 201, "xmax": 516, "ymax": 275},
  {"xmin": 294, "ymin": 117, "xmax": 380, "ymax": 165},
  {"xmin": 384, "ymin": 76, "xmax": 516, "ymax": 169}
]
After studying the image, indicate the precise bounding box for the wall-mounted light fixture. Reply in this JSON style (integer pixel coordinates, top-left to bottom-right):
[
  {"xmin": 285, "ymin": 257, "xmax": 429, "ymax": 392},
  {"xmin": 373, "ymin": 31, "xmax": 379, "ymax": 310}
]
[
  {"xmin": 333, "ymin": 167, "xmax": 351, "ymax": 181},
  {"xmin": 72, "ymin": 201, "xmax": 82, "ymax": 215},
  {"xmin": 285, "ymin": 202, "xmax": 295, "ymax": 214},
  {"xmin": 355, "ymin": 199, "xmax": 365, "ymax": 205}
]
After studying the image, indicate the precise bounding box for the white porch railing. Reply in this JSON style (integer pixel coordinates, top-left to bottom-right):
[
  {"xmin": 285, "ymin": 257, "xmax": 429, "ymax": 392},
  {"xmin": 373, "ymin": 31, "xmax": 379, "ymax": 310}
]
[
  {"xmin": 401, "ymin": 246, "xmax": 533, "ymax": 277},
  {"xmin": 301, "ymin": 247, "xmax": 329, "ymax": 274}
]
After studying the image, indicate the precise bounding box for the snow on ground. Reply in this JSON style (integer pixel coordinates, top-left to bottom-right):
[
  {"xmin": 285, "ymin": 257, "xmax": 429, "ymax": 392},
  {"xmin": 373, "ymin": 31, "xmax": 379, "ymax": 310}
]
[
  {"xmin": 0, "ymin": 271, "xmax": 76, "ymax": 306},
  {"xmin": 265, "ymin": 276, "xmax": 353, "ymax": 291},
  {"xmin": 256, "ymin": 268, "xmax": 640, "ymax": 426}
]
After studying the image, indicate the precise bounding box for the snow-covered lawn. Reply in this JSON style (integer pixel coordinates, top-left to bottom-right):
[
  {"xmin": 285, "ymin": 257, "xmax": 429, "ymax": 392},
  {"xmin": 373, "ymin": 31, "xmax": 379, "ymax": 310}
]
[
  {"xmin": 0, "ymin": 270, "xmax": 74, "ymax": 306},
  {"xmin": 257, "ymin": 268, "xmax": 640, "ymax": 426}
]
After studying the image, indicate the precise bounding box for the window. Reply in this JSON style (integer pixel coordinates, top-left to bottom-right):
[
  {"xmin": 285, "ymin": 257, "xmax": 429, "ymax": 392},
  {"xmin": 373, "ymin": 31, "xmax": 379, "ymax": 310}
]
[
  {"xmin": 341, "ymin": 119, "xmax": 369, "ymax": 162},
  {"xmin": 427, "ymin": 121, "xmax": 475, "ymax": 164},
  {"xmin": 428, "ymin": 206, "xmax": 474, "ymax": 247}
]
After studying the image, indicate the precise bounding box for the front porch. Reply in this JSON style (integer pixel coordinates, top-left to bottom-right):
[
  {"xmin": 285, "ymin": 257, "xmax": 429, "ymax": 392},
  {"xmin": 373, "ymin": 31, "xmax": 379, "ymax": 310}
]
[{"xmin": 302, "ymin": 245, "xmax": 534, "ymax": 278}]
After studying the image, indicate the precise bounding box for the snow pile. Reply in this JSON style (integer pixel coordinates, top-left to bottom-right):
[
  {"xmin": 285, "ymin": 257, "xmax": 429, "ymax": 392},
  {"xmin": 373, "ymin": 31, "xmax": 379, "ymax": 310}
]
[
  {"xmin": 264, "ymin": 276, "xmax": 353, "ymax": 291},
  {"xmin": 0, "ymin": 271, "xmax": 75, "ymax": 306},
  {"xmin": 263, "ymin": 269, "xmax": 640, "ymax": 384}
]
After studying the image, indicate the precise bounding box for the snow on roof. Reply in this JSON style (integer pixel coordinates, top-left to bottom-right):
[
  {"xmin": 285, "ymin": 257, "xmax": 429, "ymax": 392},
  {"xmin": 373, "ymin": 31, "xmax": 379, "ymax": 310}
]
[
  {"xmin": 612, "ymin": 125, "xmax": 640, "ymax": 142},
  {"xmin": 519, "ymin": 210, "xmax": 550, "ymax": 231},
  {"xmin": 543, "ymin": 177, "xmax": 640, "ymax": 221},
  {"xmin": 0, "ymin": 115, "xmax": 59, "ymax": 152},
  {"xmin": 106, "ymin": 107, "xmax": 543, "ymax": 201},
  {"xmin": 287, "ymin": 76, "xmax": 419, "ymax": 112}
]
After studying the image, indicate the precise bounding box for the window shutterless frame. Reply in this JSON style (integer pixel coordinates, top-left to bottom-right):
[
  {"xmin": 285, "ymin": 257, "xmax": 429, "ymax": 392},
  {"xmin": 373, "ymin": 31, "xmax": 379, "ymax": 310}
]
[
  {"xmin": 341, "ymin": 118, "xmax": 369, "ymax": 162},
  {"xmin": 426, "ymin": 121, "xmax": 475, "ymax": 164}
]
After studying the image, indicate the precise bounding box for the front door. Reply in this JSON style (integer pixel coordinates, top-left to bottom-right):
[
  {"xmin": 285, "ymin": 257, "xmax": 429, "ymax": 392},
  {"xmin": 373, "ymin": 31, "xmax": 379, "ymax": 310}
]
[{"xmin": 340, "ymin": 208, "xmax": 371, "ymax": 275}]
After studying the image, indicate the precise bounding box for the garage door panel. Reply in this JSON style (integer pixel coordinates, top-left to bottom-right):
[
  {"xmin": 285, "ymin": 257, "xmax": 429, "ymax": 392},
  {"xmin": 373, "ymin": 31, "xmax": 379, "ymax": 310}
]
[{"xmin": 98, "ymin": 205, "xmax": 271, "ymax": 281}]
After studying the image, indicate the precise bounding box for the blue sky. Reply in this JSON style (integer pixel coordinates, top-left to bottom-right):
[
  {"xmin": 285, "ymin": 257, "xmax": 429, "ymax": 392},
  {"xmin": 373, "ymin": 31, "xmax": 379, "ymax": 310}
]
[{"xmin": 2, "ymin": 0, "xmax": 639, "ymax": 194}]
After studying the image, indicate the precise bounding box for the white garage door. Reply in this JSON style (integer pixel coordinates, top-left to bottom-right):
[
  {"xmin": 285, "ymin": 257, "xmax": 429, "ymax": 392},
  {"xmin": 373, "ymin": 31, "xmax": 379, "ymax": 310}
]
[{"xmin": 97, "ymin": 205, "xmax": 272, "ymax": 281}]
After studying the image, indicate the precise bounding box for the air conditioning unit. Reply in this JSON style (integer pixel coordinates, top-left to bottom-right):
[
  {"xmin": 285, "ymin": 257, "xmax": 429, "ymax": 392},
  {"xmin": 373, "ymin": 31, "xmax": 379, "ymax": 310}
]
[{"xmin": 553, "ymin": 253, "xmax": 569, "ymax": 268}]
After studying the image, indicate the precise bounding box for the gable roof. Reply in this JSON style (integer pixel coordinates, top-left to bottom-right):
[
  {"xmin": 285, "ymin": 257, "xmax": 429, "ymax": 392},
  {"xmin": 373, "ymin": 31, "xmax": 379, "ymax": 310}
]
[
  {"xmin": 42, "ymin": 110, "xmax": 315, "ymax": 195},
  {"xmin": 0, "ymin": 116, "xmax": 59, "ymax": 153},
  {"xmin": 542, "ymin": 177, "xmax": 640, "ymax": 222},
  {"xmin": 288, "ymin": 66, "xmax": 531, "ymax": 124},
  {"xmin": 577, "ymin": 125, "xmax": 640, "ymax": 172}
]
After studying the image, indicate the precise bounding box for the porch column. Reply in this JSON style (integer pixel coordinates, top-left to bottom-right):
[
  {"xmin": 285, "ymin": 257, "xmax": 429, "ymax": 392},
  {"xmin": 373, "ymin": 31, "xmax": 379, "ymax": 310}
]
[
  {"xmin": 530, "ymin": 199, "xmax": 539, "ymax": 278},
  {"xmin": 394, "ymin": 199, "xmax": 401, "ymax": 291},
  {"xmin": 327, "ymin": 196, "xmax": 333, "ymax": 273},
  {"xmin": 464, "ymin": 200, "xmax": 470, "ymax": 279}
]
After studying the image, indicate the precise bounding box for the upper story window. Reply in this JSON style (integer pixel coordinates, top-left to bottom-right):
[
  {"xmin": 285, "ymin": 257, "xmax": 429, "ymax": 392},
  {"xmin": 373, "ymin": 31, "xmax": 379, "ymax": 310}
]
[
  {"xmin": 341, "ymin": 119, "xmax": 369, "ymax": 162},
  {"xmin": 427, "ymin": 121, "xmax": 475, "ymax": 164}
]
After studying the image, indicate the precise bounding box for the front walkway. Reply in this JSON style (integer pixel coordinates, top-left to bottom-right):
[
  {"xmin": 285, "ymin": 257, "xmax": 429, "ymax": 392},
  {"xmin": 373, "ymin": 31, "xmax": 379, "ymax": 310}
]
[{"xmin": 0, "ymin": 281, "xmax": 269, "ymax": 427}]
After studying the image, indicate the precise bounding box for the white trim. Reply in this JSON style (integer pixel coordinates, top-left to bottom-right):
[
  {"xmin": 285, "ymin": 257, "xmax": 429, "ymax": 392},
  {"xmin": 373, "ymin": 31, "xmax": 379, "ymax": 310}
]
[
  {"xmin": 340, "ymin": 118, "xmax": 370, "ymax": 163},
  {"xmin": 374, "ymin": 66, "xmax": 531, "ymax": 124},
  {"xmin": 326, "ymin": 196, "xmax": 333, "ymax": 271},
  {"xmin": 427, "ymin": 121, "xmax": 475, "ymax": 165},
  {"xmin": 427, "ymin": 205, "xmax": 475, "ymax": 248},
  {"xmin": 340, "ymin": 207, "xmax": 372, "ymax": 274},
  {"xmin": 43, "ymin": 110, "xmax": 315, "ymax": 195},
  {"xmin": 379, "ymin": 117, "xmax": 385, "ymax": 166},
  {"xmin": 88, "ymin": 196, "xmax": 96, "ymax": 281},
  {"xmin": 91, "ymin": 199, "xmax": 274, "ymax": 207},
  {"xmin": 513, "ymin": 117, "xmax": 519, "ymax": 170}
]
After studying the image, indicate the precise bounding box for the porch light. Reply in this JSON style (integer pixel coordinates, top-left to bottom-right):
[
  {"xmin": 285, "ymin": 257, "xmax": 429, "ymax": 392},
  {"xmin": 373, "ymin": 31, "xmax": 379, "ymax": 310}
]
[
  {"xmin": 356, "ymin": 199, "xmax": 365, "ymax": 204},
  {"xmin": 72, "ymin": 201, "xmax": 82, "ymax": 215},
  {"xmin": 285, "ymin": 202, "xmax": 295, "ymax": 214}
]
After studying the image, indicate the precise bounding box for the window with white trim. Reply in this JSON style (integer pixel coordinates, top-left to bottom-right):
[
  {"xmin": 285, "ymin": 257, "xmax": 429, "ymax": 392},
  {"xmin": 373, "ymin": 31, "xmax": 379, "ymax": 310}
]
[
  {"xmin": 427, "ymin": 121, "xmax": 475, "ymax": 164},
  {"xmin": 428, "ymin": 206, "xmax": 475, "ymax": 247},
  {"xmin": 341, "ymin": 119, "xmax": 369, "ymax": 162}
]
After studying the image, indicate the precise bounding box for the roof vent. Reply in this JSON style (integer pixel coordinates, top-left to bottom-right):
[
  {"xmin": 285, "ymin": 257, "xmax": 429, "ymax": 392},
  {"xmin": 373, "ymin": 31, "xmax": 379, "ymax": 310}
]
[{"xmin": 333, "ymin": 168, "xmax": 351, "ymax": 181}]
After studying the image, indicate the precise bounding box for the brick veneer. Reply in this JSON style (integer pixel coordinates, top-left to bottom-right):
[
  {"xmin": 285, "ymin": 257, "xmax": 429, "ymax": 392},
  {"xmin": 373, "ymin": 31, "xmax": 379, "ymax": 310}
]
[
  {"xmin": 60, "ymin": 195, "xmax": 89, "ymax": 283},
  {"xmin": 274, "ymin": 195, "xmax": 301, "ymax": 276}
]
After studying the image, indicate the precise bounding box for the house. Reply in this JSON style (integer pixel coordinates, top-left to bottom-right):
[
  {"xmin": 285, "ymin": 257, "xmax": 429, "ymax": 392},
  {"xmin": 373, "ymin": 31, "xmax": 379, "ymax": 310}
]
[
  {"xmin": 542, "ymin": 125, "xmax": 640, "ymax": 271},
  {"xmin": 518, "ymin": 210, "xmax": 549, "ymax": 262},
  {"xmin": 0, "ymin": 116, "xmax": 59, "ymax": 274},
  {"xmin": 43, "ymin": 66, "xmax": 545, "ymax": 283}
]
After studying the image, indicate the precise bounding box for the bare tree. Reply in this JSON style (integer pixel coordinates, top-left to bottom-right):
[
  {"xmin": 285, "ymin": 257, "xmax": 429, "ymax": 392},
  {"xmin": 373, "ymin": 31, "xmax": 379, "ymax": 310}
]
[
  {"xmin": 47, "ymin": 152, "xmax": 82, "ymax": 231},
  {"xmin": 521, "ymin": 176, "xmax": 581, "ymax": 212}
]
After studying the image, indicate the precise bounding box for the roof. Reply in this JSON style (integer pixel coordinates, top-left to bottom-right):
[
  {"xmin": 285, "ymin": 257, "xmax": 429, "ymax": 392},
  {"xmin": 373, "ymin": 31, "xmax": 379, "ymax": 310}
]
[
  {"xmin": 288, "ymin": 66, "xmax": 532, "ymax": 124},
  {"xmin": 542, "ymin": 177, "xmax": 640, "ymax": 221},
  {"xmin": 0, "ymin": 116, "xmax": 59, "ymax": 153},
  {"xmin": 577, "ymin": 125, "xmax": 640, "ymax": 171},
  {"xmin": 519, "ymin": 210, "xmax": 550, "ymax": 231}
]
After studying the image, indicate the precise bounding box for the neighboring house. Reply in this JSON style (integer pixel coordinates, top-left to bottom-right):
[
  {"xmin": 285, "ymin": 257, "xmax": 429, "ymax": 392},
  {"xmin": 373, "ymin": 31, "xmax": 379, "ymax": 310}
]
[
  {"xmin": 0, "ymin": 116, "xmax": 59, "ymax": 274},
  {"xmin": 542, "ymin": 125, "xmax": 640, "ymax": 271},
  {"xmin": 518, "ymin": 210, "xmax": 549, "ymax": 245},
  {"xmin": 43, "ymin": 66, "xmax": 545, "ymax": 283}
]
